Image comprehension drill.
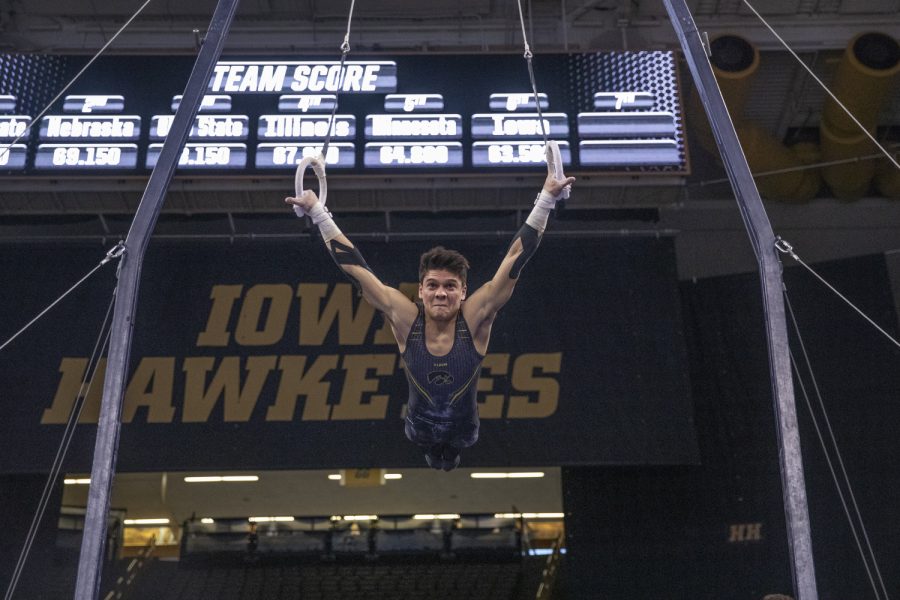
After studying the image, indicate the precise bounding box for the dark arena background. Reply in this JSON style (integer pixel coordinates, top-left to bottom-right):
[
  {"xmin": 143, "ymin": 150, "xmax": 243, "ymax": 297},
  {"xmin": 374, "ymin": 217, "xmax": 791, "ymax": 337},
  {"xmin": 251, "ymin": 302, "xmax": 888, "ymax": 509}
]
[{"xmin": 1, "ymin": 1, "xmax": 899, "ymax": 599}]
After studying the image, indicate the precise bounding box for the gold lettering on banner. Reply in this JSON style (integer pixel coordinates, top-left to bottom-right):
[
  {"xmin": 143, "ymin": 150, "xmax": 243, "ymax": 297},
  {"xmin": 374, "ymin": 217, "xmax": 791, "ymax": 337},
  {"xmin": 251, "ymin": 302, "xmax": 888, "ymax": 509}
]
[
  {"xmin": 41, "ymin": 357, "xmax": 105, "ymax": 424},
  {"xmin": 728, "ymin": 523, "xmax": 763, "ymax": 543},
  {"xmin": 266, "ymin": 355, "xmax": 338, "ymax": 421},
  {"xmin": 235, "ymin": 284, "xmax": 293, "ymax": 346},
  {"xmin": 123, "ymin": 358, "xmax": 176, "ymax": 423},
  {"xmin": 196, "ymin": 284, "xmax": 243, "ymax": 346},
  {"xmin": 298, "ymin": 283, "xmax": 376, "ymax": 346},
  {"xmin": 45, "ymin": 278, "xmax": 567, "ymax": 427},
  {"xmin": 507, "ymin": 353, "xmax": 562, "ymax": 418},
  {"xmin": 331, "ymin": 354, "xmax": 395, "ymax": 420},
  {"xmin": 477, "ymin": 353, "xmax": 509, "ymax": 418},
  {"xmin": 182, "ymin": 356, "xmax": 277, "ymax": 422}
]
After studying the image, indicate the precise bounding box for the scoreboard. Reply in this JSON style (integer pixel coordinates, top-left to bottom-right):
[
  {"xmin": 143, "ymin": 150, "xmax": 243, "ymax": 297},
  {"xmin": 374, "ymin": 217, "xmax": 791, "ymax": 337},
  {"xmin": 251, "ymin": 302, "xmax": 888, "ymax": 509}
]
[{"xmin": 0, "ymin": 52, "xmax": 687, "ymax": 176}]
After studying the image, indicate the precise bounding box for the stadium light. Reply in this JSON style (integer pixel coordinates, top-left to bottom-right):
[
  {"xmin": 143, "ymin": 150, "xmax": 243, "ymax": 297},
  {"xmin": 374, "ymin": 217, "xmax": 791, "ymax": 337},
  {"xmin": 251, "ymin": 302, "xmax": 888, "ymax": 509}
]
[
  {"xmin": 470, "ymin": 472, "xmax": 545, "ymax": 479},
  {"xmin": 123, "ymin": 518, "xmax": 170, "ymax": 525},
  {"xmin": 183, "ymin": 475, "xmax": 259, "ymax": 483},
  {"xmin": 494, "ymin": 512, "xmax": 564, "ymax": 519}
]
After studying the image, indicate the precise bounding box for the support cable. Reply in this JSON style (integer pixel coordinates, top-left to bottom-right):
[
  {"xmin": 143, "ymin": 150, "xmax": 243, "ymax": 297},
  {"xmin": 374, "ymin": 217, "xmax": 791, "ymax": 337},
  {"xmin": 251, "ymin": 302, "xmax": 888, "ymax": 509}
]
[
  {"xmin": 696, "ymin": 145, "xmax": 900, "ymax": 188},
  {"xmin": 783, "ymin": 289, "xmax": 891, "ymax": 600},
  {"xmin": 775, "ymin": 238, "xmax": 900, "ymax": 350},
  {"xmin": 3, "ymin": 290, "xmax": 117, "ymax": 600},
  {"xmin": 514, "ymin": 0, "xmax": 570, "ymax": 201},
  {"xmin": 74, "ymin": 3, "xmax": 240, "ymax": 596},
  {"xmin": 515, "ymin": 0, "xmax": 549, "ymax": 147},
  {"xmin": 740, "ymin": 0, "xmax": 900, "ymax": 171},
  {"xmin": 320, "ymin": 0, "xmax": 356, "ymax": 159},
  {"xmin": 0, "ymin": 242, "xmax": 124, "ymax": 354},
  {"xmin": 293, "ymin": 0, "xmax": 356, "ymax": 211},
  {"xmin": 0, "ymin": 0, "xmax": 154, "ymax": 162},
  {"xmin": 663, "ymin": 2, "xmax": 818, "ymax": 596}
]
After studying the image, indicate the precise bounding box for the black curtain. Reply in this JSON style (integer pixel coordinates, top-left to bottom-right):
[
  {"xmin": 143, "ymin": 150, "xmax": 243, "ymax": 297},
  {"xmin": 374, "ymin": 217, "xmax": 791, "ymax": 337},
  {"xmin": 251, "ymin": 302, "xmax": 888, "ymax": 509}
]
[{"xmin": 563, "ymin": 253, "xmax": 900, "ymax": 599}]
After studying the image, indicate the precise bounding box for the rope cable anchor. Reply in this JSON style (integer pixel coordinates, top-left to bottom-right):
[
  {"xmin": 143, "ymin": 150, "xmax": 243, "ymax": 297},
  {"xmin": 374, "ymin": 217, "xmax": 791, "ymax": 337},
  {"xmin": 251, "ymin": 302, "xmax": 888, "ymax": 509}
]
[
  {"xmin": 774, "ymin": 236, "xmax": 797, "ymax": 259},
  {"xmin": 102, "ymin": 240, "xmax": 126, "ymax": 264}
]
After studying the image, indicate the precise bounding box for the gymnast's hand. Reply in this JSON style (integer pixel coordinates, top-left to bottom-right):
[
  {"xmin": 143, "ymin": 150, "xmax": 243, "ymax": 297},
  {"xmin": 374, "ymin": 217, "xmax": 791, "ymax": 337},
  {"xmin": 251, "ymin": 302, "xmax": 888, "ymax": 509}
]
[
  {"xmin": 284, "ymin": 190, "xmax": 319, "ymax": 216},
  {"xmin": 542, "ymin": 171, "xmax": 575, "ymax": 200}
]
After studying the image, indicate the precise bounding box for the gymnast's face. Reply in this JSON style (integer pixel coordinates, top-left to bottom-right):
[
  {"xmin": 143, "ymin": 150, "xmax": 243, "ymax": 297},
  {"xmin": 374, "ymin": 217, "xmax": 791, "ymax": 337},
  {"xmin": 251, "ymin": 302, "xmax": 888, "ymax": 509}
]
[{"xmin": 419, "ymin": 269, "xmax": 466, "ymax": 322}]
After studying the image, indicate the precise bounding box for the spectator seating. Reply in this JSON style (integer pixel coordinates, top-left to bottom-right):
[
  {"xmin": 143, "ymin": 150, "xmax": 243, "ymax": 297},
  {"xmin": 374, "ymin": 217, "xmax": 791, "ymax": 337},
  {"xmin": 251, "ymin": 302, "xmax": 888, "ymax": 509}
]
[
  {"xmin": 127, "ymin": 559, "xmax": 523, "ymax": 600},
  {"xmin": 181, "ymin": 513, "xmax": 520, "ymax": 560}
]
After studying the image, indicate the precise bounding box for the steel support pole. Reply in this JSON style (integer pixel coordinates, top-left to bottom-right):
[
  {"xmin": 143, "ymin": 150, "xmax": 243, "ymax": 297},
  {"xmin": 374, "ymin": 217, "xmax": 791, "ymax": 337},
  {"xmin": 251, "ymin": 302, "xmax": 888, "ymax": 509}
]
[
  {"xmin": 72, "ymin": 1, "xmax": 240, "ymax": 598},
  {"xmin": 662, "ymin": 1, "xmax": 819, "ymax": 598}
]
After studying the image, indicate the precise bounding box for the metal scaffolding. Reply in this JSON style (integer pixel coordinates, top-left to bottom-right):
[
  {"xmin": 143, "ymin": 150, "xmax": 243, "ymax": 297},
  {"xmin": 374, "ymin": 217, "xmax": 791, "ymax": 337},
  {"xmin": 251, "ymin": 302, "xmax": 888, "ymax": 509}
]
[
  {"xmin": 662, "ymin": 1, "xmax": 819, "ymax": 598},
  {"xmin": 72, "ymin": 1, "xmax": 241, "ymax": 598}
]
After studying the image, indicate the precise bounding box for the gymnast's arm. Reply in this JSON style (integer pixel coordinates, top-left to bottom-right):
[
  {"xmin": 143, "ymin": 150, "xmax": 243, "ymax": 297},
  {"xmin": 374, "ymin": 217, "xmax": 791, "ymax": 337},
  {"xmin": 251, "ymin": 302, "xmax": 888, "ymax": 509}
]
[
  {"xmin": 464, "ymin": 169, "xmax": 575, "ymax": 346},
  {"xmin": 284, "ymin": 191, "xmax": 418, "ymax": 345}
]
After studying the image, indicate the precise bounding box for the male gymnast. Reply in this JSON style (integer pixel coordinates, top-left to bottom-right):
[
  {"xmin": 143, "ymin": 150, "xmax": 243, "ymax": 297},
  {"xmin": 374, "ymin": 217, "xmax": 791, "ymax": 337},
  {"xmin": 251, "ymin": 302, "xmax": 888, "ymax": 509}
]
[{"xmin": 285, "ymin": 162, "xmax": 574, "ymax": 470}]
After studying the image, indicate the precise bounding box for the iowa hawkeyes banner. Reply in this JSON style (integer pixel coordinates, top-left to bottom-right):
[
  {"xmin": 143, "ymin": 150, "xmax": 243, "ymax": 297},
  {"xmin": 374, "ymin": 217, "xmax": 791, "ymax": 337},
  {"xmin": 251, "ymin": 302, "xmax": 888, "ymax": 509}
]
[{"xmin": 0, "ymin": 237, "xmax": 697, "ymax": 471}]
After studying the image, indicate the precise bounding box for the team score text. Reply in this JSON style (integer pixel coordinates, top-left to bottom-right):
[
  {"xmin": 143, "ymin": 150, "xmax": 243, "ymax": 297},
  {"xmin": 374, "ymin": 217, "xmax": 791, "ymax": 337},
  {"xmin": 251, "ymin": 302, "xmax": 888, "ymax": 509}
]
[
  {"xmin": 379, "ymin": 144, "xmax": 449, "ymax": 165},
  {"xmin": 271, "ymin": 145, "xmax": 339, "ymax": 165},
  {"xmin": 180, "ymin": 145, "xmax": 231, "ymax": 166},
  {"xmin": 52, "ymin": 145, "xmax": 122, "ymax": 167},
  {"xmin": 487, "ymin": 143, "xmax": 545, "ymax": 164}
]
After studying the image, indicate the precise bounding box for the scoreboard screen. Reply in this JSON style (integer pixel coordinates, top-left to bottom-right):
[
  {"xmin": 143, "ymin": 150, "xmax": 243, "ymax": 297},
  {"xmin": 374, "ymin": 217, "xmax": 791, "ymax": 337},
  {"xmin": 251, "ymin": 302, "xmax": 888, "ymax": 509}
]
[{"xmin": 0, "ymin": 52, "xmax": 687, "ymax": 176}]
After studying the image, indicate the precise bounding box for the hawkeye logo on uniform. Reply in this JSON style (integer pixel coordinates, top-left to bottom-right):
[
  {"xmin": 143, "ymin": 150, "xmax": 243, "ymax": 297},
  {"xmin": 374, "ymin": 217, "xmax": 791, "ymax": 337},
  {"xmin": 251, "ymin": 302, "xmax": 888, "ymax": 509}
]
[{"xmin": 428, "ymin": 371, "xmax": 454, "ymax": 385}]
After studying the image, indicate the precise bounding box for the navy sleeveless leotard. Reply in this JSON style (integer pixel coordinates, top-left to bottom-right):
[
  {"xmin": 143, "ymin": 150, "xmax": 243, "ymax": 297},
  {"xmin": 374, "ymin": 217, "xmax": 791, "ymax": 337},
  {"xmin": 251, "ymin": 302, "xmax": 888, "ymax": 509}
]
[{"xmin": 402, "ymin": 303, "xmax": 484, "ymax": 451}]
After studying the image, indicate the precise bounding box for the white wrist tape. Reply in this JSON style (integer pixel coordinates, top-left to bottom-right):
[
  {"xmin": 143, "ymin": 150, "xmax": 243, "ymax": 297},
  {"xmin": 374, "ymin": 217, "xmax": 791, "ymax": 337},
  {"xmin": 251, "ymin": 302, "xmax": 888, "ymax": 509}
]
[
  {"xmin": 535, "ymin": 189, "xmax": 558, "ymax": 209},
  {"xmin": 526, "ymin": 191, "xmax": 554, "ymax": 233},
  {"xmin": 306, "ymin": 202, "xmax": 342, "ymax": 243}
]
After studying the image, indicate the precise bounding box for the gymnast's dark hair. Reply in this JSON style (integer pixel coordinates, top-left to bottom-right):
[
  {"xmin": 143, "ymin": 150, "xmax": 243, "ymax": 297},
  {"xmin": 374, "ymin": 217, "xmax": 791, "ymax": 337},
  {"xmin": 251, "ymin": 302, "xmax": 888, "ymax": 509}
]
[{"xmin": 418, "ymin": 246, "xmax": 470, "ymax": 285}]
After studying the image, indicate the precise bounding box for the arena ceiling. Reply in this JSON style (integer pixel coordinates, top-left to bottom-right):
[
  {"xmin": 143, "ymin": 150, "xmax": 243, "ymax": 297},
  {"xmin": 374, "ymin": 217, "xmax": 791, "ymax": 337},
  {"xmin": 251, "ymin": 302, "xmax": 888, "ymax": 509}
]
[{"xmin": 1, "ymin": 0, "xmax": 896, "ymax": 53}]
